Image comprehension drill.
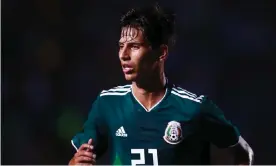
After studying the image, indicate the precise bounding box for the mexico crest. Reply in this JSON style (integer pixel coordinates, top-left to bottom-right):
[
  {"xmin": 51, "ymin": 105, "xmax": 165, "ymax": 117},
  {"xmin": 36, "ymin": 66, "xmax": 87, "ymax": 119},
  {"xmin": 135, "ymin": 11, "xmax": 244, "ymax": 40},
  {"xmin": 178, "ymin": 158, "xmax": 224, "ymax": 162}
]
[{"xmin": 163, "ymin": 121, "xmax": 183, "ymax": 144}]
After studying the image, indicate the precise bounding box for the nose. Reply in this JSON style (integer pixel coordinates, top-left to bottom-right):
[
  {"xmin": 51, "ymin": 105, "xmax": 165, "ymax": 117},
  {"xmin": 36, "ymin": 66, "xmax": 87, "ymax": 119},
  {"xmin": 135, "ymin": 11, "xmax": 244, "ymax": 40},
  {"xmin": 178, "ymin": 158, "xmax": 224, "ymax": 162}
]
[{"xmin": 119, "ymin": 47, "xmax": 130, "ymax": 61}]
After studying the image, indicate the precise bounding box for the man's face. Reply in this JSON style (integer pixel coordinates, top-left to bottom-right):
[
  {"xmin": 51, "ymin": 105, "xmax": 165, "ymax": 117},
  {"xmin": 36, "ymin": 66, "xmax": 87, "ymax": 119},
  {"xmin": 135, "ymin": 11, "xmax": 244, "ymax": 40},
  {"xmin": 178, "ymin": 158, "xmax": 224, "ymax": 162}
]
[{"xmin": 119, "ymin": 27, "xmax": 159, "ymax": 82}]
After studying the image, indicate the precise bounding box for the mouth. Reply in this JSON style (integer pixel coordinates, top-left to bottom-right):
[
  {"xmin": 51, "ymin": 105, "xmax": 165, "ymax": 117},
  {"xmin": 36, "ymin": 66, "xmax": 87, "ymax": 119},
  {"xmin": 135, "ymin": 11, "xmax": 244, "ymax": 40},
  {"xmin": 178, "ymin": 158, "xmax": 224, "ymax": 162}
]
[{"xmin": 122, "ymin": 64, "xmax": 134, "ymax": 74}]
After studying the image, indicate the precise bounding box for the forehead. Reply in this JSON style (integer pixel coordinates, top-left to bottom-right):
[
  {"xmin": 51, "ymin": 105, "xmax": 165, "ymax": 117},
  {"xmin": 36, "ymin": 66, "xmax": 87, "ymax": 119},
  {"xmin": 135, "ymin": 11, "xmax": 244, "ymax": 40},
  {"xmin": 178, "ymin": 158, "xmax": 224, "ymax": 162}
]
[{"xmin": 119, "ymin": 26, "xmax": 145, "ymax": 43}]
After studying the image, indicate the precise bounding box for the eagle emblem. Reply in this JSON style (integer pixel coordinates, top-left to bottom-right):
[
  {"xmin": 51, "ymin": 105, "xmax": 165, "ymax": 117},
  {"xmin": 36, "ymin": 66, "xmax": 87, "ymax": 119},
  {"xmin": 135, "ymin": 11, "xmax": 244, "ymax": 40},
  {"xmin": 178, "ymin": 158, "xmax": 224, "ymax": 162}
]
[{"xmin": 163, "ymin": 121, "xmax": 183, "ymax": 144}]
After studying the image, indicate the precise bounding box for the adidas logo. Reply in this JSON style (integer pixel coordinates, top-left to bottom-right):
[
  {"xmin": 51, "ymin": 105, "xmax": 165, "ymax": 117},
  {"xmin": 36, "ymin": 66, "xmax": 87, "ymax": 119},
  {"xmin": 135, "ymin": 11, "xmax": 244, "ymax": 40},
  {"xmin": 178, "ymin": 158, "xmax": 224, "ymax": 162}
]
[{"xmin": 115, "ymin": 126, "xmax": 128, "ymax": 137}]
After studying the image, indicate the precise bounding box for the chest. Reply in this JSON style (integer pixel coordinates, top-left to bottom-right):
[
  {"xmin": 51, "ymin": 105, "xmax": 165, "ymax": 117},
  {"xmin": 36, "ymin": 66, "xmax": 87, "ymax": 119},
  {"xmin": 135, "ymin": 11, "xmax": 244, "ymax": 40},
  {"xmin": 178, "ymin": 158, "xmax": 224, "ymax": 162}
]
[
  {"xmin": 107, "ymin": 106, "xmax": 200, "ymax": 149},
  {"xmin": 104, "ymin": 103, "xmax": 204, "ymax": 165}
]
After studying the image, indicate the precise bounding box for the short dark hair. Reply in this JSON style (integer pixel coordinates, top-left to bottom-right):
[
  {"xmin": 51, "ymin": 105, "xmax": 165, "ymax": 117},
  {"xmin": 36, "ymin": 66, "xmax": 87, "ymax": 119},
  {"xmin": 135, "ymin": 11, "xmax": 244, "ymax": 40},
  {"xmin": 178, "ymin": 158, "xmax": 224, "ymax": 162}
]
[{"xmin": 120, "ymin": 3, "xmax": 176, "ymax": 49}]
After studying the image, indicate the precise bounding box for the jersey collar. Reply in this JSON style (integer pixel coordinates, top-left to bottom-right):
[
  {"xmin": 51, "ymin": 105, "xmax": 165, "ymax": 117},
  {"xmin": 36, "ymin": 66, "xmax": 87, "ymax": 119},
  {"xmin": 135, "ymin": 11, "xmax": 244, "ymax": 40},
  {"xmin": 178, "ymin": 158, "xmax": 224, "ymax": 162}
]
[{"xmin": 130, "ymin": 78, "xmax": 169, "ymax": 112}]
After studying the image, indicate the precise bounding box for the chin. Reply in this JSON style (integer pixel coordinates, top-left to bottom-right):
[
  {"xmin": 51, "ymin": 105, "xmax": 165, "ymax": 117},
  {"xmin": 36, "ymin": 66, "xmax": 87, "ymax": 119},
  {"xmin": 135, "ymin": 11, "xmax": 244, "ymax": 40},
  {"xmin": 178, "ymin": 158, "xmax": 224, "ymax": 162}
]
[{"xmin": 124, "ymin": 74, "xmax": 136, "ymax": 82}]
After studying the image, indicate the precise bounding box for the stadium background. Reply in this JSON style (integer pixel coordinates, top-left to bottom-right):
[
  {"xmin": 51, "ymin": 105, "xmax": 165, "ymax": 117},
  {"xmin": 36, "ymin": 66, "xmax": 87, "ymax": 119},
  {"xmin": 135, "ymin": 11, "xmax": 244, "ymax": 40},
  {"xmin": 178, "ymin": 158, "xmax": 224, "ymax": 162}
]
[{"xmin": 2, "ymin": 0, "xmax": 276, "ymax": 164}]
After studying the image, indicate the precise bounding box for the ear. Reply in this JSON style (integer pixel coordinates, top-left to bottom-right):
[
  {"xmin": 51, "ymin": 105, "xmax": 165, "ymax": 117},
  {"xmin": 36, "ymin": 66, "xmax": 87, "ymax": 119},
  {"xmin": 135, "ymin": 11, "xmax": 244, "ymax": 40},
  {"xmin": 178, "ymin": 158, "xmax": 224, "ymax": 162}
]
[{"xmin": 159, "ymin": 44, "xmax": 168, "ymax": 61}]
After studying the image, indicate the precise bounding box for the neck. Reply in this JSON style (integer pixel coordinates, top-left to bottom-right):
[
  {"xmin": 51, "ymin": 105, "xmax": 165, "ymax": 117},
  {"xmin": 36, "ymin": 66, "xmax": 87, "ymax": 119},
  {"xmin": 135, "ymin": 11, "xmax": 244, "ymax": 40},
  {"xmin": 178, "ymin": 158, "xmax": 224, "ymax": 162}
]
[
  {"xmin": 132, "ymin": 72, "xmax": 166, "ymax": 93},
  {"xmin": 131, "ymin": 72, "xmax": 167, "ymax": 111}
]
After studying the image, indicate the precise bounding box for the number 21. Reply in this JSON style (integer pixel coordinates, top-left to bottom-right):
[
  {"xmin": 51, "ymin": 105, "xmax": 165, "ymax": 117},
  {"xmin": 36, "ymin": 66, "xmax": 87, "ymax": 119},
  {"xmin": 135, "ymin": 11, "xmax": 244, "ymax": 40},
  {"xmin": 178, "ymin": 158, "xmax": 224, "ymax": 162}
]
[{"xmin": 131, "ymin": 149, "xmax": 158, "ymax": 166}]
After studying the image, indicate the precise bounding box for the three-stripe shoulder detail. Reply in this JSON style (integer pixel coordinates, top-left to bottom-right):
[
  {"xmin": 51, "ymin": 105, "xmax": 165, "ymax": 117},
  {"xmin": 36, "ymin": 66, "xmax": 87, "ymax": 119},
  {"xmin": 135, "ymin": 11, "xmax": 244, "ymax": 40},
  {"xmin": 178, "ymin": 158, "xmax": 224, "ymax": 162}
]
[
  {"xmin": 100, "ymin": 85, "xmax": 131, "ymax": 97},
  {"xmin": 171, "ymin": 86, "xmax": 204, "ymax": 103}
]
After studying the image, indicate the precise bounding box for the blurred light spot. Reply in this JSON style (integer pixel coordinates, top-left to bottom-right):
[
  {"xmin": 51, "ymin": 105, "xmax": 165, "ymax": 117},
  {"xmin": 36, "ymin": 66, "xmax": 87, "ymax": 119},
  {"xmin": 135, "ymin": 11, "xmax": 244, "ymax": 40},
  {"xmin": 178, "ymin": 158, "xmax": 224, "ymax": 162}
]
[{"xmin": 56, "ymin": 108, "xmax": 85, "ymax": 140}]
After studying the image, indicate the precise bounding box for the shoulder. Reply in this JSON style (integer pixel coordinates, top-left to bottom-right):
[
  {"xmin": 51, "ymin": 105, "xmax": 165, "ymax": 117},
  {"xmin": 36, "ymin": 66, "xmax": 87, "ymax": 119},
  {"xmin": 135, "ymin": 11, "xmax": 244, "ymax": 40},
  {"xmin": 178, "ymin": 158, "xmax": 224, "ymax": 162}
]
[
  {"xmin": 170, "ymin": 85, "xmax": 205, "ymax": 104},
  {"xmin": 99, "ymin": 84, "xmax": 131, "ymax": 97},
  {"xmin": 89, "ymin": 85, "xmax": 131, "ymax": 115}
]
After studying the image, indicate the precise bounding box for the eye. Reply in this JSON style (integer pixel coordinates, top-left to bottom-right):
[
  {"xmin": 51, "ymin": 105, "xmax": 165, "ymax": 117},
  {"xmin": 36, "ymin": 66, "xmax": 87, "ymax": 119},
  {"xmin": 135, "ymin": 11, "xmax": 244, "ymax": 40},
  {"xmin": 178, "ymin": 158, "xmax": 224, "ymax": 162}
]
[
  {"xmin": 119, "ymin": 45, "xmax": 124, "ymax": 50},
  {"xmin": 131, "ymin": 45, "xmax": 140, "ymax": 50}
]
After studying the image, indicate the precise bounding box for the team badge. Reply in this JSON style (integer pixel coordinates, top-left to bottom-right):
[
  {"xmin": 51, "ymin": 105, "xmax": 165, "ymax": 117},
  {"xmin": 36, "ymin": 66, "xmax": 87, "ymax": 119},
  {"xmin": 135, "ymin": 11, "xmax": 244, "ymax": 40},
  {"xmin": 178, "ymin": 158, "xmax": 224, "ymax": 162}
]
[{"xmin": 163, "ymin": 121, "xmax": 183, "ymax": 144}]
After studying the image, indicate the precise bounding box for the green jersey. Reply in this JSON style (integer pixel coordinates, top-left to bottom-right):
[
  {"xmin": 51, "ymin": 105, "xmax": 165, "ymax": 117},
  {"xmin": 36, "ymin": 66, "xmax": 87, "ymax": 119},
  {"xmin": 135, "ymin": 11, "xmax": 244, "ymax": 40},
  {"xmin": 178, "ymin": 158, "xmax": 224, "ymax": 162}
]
[{"xmin": 71, "ymin": 82, "xmax": 240, "ymax": 165}]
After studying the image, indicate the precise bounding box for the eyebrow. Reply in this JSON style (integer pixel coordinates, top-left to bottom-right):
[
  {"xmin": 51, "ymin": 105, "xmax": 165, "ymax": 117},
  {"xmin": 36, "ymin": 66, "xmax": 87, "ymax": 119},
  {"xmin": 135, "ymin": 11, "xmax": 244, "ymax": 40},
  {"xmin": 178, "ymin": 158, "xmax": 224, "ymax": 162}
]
[{"xmin": 118, "ymin": 41, "xmax": 145, "ymax": 45}]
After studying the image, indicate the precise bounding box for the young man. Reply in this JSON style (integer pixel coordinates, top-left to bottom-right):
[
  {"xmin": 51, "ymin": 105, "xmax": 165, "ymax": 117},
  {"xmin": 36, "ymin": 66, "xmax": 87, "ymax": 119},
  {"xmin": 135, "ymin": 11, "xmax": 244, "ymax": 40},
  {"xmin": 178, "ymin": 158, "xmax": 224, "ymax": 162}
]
[{"xmin": 69, "ymin": 4, "xmax": 254, "ymax": 165}]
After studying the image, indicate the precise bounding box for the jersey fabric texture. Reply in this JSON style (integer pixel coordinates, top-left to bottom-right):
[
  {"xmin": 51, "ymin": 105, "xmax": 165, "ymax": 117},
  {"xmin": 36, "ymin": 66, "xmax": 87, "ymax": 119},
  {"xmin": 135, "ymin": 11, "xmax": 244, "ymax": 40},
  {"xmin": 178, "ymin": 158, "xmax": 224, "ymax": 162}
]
[{"xmin": 71, "ymin": 82, "xmax": 240, "ymax": 165}]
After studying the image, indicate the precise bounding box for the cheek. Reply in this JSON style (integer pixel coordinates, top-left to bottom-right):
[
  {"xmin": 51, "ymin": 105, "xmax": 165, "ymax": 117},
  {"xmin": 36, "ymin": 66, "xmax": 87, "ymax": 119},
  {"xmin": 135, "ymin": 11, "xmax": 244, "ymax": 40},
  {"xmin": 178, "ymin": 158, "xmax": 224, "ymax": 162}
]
[
  {"xmin": 131, "ymin": 52, "xmax": 143, "ymax": 66},
  {"xmin": 141, "ymin": 54, "xmax": 156, "ymax": 68},
  {"xmin": 132, "ymin": 50, "xmax": 155, "ymax": 70}
]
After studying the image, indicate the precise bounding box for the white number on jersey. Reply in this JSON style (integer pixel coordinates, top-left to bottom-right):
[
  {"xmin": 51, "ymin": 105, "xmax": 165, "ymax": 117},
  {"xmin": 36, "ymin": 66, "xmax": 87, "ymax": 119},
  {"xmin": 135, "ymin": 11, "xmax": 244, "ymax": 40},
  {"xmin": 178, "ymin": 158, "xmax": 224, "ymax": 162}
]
[{"xmin": 131, "ymin": 149, "xmax": 158, "ymax": 166}]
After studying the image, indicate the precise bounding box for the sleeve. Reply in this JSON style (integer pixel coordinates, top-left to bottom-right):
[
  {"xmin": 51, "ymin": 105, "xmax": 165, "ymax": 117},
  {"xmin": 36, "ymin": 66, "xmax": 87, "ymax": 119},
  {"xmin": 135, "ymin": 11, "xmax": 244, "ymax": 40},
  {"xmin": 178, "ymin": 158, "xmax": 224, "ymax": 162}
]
[
  {"xmin": 71, "ymin": 95, "xmax": 107, "ymax": 152},
  {"xmin": 199, "ymin": 96, "xmax": 240, "ymax": 148}
]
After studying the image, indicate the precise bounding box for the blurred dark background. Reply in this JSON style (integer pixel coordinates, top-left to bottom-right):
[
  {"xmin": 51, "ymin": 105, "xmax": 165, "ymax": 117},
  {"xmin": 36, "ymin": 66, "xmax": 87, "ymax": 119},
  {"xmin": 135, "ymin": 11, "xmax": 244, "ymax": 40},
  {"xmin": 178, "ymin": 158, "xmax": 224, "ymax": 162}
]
[{"xmin": 2, "ymin": 0, "xmax": 276, "ymax": 164}]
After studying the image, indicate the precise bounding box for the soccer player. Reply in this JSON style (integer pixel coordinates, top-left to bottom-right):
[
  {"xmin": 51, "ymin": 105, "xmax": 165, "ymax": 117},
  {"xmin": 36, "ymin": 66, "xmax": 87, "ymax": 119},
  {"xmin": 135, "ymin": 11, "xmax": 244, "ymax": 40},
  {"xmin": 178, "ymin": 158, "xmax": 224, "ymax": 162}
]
[{"xmin": 69, "ymin": 4, "xmax": 254, "ymax": 165}]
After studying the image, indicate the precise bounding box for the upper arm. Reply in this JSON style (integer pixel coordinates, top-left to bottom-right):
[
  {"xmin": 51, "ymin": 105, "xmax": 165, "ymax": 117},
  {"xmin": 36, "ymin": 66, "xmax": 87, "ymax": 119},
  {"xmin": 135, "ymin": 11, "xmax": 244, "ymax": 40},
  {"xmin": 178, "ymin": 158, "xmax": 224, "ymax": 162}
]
[
  {"xmin": 71, "ymin": 95, "xmax": 107, "ymax": 151},
  {"xmin": 210, "ymin": 136, "xmax": 254, "ymax": 165},
  {"xmin": 199, "ymin": 96, "xmax": 240, "ymax": 148},
  {"xmin": 232, "ymin": 136, "xmax": 254, "ymax": 165}
]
